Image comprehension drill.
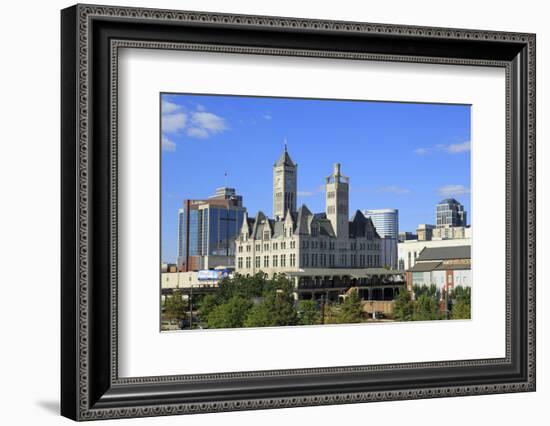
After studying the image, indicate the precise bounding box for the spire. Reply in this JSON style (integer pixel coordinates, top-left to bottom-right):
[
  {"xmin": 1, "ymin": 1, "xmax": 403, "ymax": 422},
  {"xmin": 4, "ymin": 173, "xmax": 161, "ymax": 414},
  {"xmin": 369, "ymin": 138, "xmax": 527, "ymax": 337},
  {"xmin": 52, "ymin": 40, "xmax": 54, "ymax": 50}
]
[{"xmin": 275, "ymin": 142, "xmax": 296, "ymax": 167}]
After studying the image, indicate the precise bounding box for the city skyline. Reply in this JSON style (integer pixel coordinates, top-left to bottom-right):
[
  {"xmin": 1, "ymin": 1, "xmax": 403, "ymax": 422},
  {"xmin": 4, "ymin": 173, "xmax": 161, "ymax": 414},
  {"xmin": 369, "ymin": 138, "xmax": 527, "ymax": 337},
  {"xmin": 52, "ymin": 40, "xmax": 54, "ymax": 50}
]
[{"xmin": 161, "ymin": 93, "xmax": 471, "ymax": 264}]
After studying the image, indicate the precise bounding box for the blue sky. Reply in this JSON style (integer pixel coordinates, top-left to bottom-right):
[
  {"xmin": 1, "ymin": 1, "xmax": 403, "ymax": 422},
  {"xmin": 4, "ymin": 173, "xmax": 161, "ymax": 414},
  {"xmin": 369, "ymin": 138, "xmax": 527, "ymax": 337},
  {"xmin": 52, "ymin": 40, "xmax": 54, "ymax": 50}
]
[{"xmin": 161, "ymin": 93, "xmax": 471, "ymax": 264}]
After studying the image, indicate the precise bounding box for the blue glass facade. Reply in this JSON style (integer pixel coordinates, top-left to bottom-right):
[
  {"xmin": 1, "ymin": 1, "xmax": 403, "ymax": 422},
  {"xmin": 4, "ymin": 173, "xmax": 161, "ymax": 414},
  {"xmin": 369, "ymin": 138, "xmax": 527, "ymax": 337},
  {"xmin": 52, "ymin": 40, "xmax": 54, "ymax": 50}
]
[
  {"xmin": 177, "ymin": 192, "xmax": 246, "ymax": 270},
  {"xmin": 207, "ymin": 207, "xmax": 244, "ymax": 256}
]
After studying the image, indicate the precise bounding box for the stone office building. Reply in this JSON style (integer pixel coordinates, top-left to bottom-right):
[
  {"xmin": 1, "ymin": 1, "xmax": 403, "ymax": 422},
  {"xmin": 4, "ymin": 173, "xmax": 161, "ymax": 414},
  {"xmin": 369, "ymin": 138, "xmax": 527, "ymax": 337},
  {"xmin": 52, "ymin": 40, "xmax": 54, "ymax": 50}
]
[{"xmin": 235, "ymin": 148, "xmax": 382, "ymax": 276}]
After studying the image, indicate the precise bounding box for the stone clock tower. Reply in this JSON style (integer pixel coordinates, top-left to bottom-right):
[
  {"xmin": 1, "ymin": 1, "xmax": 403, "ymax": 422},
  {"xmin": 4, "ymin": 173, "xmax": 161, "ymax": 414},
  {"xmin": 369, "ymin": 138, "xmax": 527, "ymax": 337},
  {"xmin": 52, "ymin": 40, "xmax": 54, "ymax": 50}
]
[
  {"xmin": 273, "ymin": 144, "xmax": 297, "ymax": 220},
  {"xmin": 325, "ymin": 163, "xmax": 349, "ymax": 239}
]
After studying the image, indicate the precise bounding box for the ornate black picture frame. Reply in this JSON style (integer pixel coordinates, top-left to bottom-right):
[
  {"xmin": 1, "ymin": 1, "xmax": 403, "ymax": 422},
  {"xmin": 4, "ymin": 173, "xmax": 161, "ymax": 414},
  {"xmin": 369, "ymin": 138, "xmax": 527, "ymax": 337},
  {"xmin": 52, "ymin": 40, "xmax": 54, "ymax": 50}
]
[{"xmin": 61, "ymin": 4, "xmax": 536, "ymax": 421}]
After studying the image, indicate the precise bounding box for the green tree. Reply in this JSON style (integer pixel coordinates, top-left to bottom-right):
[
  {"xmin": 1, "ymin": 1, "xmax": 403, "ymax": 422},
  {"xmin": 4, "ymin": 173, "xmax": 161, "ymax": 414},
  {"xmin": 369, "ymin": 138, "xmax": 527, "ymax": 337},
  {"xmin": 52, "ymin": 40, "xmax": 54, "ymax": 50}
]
[
  {"xmin": 451, "ymin": 299, "xmax": 471, "ymax": 319},
  {"xmin": 206, "ymin": 296, "xmax": 253, "ymax": 329},
  {"xmin": 163, "ymin": 290, "xmax": 187, "ymax": 322},
  {"xmin": 393, "ymin": 289, "xmax": 414, "ymax": 321},
  {"xmin": 413, "ymin": 294, "xmax": 442, "ymax": 321},
  {"xmin": 198, "ymin": 294, "xmax": 219, "ymax": 323},
  {"xmin": 451, "ymin": 286, "xmax": 471, "ymax": 319},
  {"xmin": 244, "ymin": 285, "xmax": 298, "ymax": 328},
  {"xmin": 334, "ymin": 289, "xmax": 363, "ymax": 324},
  {"xmin": 297, "ymin": 300, "xmax": 321, "ymax": 325}
]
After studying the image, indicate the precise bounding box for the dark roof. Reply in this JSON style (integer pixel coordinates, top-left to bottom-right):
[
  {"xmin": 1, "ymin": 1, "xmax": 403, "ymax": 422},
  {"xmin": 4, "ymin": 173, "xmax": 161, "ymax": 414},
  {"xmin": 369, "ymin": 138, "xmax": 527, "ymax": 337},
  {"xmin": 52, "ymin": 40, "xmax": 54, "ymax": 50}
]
[
  {"xmin": 274, "ymin": 149, "xmax": 296, "ymax": 167},
  {"xmin": 416, "ymin": 245, "xmax": 471, "ymax": 261},
  {"xmin": 295, "ymin": 205, "xmax": 312, "ymax": 235},
  {"xmin": 409, "ymin": 261, "xmax": 442, "ymax": 272},
  {"xmin": 349, "ymin": 210, "xmax": 379, "ymax": 238},
  {"xmin": 409, "ymin": 260, "xmax": 470, "ymax": 272},
  {"xmin": 433, "ymin": 263, "xmax": 470, "ymax": 271},
  {"xmin": 318, "ymin": 219, "xmax": 335, "ymax": 237}
]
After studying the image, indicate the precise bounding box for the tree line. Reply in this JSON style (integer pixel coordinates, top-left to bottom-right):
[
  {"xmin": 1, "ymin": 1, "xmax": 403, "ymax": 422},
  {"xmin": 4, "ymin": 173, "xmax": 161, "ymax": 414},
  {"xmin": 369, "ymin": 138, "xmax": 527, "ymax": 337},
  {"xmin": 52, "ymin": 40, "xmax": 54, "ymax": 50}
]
[
  {"xmin": 163, "ymin": 273, "xmax": 471, "ymax": 330},
  {"xmin": 393, "ymin": 284, "xmax": 471, "ymax": 321}
]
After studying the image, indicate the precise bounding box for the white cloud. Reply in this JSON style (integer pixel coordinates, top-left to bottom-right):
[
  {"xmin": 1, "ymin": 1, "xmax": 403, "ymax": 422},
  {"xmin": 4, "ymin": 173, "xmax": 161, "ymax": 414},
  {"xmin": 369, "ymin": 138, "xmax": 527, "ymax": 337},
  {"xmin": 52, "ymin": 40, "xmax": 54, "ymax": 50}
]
[
  {"xmin": 415, "ymin": 140, "xmax": 471, "ymax": 155},
  {"xmin": 190, "ymin": 112, "xmax": 227, "ymax": 133},
  {"xmin": 438, "ymin": 184, "xmax": 470, "ymax": 196},
  {"xmin": 446, "ymin": 141, "xmax": 471, "ymax": 153},
  {"xmin": 263, "ymin": 114, "xmax": 272, "ymax": 120},
  {"xmin": 377, "ymin": 185, "xmax": 411, "ymax": 194},
  {"xmin": 186, "ymin": 127, "xmax": 210, "ymax": 139},
  {"xmin": 162, "ymin": 112, "xmax": 187, "ymax": 133},
  {"xmin": 161, "ymin": 100, "xmax": 181, "ymax": 114},
  {"xmin": 161, "ymin": 103, "xmax": 228, "ymax": 140},
  {"xmin": 161, "ymin": 135, "xmax": 176, "ymax": 151}
]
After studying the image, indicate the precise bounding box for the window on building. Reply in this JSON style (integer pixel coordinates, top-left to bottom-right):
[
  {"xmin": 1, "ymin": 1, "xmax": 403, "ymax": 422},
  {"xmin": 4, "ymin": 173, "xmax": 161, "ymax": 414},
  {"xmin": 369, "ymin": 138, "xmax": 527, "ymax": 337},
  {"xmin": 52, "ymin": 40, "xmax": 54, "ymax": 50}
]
[
  {"xmin": 264, "ymin": 243, "xmax": 269, "ymax": 251},
  {"xmin": 237, "ymin": 257, "xmax": 243, "ymax": 269},
  {"xmin": 255, "ymin": 256, "xmax": 260, "ymax": 268},
  {"xmin": 245, "ymin": 257, "xmax": 251, "ymax": 269},
  {"xmin": 290, "ymin": 253, "xmax": 296, "ymax": 267},
  {"xmin": 273, "ymin": 242, "xmax": 278, "ymax": 251},
  {"xmin": 263, "ymin": 231, "xmax": 270, "ymax": 240},
  {"xmin": 273, "ymin": 255, "xmax": 278, "ymax": 267},
  {"xmin": 264, "ymin": 256, "xmax": 269, "ymax": 268},
  {"xmin": 281, "ymin": 254, "xmax": 286, "ymax": 267}
]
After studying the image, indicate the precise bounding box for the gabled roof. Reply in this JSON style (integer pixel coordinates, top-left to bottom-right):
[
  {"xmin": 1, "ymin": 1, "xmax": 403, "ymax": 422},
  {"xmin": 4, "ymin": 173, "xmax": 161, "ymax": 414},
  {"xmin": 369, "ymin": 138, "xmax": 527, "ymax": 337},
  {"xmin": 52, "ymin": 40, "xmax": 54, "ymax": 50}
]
[
  {"xmin": 295, "ymin": 204, "xmax": 312, "ymax": 235},
  {"xmin": 251, "ymin": 211, "xmax": 268, "ymax": 239},
  {"xmin": 416, "ymin": 245, "xmax": 471, "ymax": 261},
  {"xmin": 349, "ymin": 210, "xmax": 379, "ymax": 238},
  {"xmin": 240, "ymin": 212, "xmax": 254, "ymax": 235},
  {"xmin": 318, "ymin": 219, "xmax": 335, "ymax": 237}
]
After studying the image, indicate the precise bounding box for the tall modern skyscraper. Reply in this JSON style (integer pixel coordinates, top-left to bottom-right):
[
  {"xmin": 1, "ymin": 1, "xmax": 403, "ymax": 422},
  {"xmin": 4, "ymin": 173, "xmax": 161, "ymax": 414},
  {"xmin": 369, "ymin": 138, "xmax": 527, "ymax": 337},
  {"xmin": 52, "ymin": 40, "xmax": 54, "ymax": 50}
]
[
  {"xmin": 273, "ymin": 144, "xmax": 297, "ymax": 220},
  {"xmin": 364, "ymin": 209, "xmax": 399, "ymax": 239},
  {"xmin": 436, "ymin": 198, "xmax": 467, "ymax": 228},
  {"xmin": 325, "ymin": 163, "xmax": 349, "ymax": 239},
  {"xmin": 177, "ymin": 187, "xmax": 246, "ymax": 271}
]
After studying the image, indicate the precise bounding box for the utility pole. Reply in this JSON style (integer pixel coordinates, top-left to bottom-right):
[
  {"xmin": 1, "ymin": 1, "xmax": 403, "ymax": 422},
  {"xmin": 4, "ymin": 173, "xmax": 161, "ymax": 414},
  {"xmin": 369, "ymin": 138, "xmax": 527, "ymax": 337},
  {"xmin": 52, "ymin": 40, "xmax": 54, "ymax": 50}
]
[
  {"xmin": 189, "ymin": 285, "xmax": 193, "ymax": 329},
  {"xmin": 320, "ymin": 294, "xmax": 325, "ymax": 324}
]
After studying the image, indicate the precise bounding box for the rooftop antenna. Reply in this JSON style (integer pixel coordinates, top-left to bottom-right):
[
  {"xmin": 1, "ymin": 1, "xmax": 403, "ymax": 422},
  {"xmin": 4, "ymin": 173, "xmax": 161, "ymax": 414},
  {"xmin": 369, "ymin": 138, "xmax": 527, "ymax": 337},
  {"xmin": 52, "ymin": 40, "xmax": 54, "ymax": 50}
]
[
  {"xmin": 284, "ymin": 138, "xmax": 288, "ymax": 152},
  {"xmin": 224, "ymin": 170, "xmax": 228, "ymax": 188}
]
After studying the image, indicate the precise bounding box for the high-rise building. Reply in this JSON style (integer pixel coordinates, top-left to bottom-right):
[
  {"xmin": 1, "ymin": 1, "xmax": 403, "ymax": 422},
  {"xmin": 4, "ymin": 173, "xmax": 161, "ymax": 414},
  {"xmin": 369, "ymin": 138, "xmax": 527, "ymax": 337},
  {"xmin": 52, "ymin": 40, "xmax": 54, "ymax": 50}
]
[
  {"xmin": 363, "ymin": 209, "xmax": 399, "ymax": 270},
  {"xmin": 364, "ymin": 209, "xmax": 399, "ymax": 239},
  {"xmin": 177, "ymin": 187, "xmax": 246, "ymax": 271},
  {"xmin": 272, "ymin": 144, "xmax": 297, "ymax": 220},
  {"xmin": 436, "ymin": 198, "xmax": 467, "ymax": 228}
]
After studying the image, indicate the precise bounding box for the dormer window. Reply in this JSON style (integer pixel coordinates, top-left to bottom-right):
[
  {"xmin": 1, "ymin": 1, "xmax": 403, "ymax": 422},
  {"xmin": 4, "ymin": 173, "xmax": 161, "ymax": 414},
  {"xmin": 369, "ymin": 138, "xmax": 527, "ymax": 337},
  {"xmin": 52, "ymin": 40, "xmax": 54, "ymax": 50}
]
[{"xmin": 263, "ymin": 231, "xmax": 270, "ymax": 240}]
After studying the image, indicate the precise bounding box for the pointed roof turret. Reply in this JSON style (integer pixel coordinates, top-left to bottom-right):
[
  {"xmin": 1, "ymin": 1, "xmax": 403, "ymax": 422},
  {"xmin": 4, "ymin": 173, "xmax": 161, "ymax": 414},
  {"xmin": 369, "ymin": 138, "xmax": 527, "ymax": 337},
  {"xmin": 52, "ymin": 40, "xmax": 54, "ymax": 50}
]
[{"xmin": 274, "ymin": 142, "xmax": 296, "ymax": 167}]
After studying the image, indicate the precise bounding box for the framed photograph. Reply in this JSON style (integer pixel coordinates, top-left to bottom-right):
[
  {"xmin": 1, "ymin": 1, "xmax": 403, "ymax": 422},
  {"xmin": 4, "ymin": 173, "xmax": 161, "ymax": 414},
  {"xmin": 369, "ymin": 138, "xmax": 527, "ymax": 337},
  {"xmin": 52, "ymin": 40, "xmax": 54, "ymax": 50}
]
[{"xmin": 61, "ymin": 4, "xmax": 536, "ymax": 421}]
